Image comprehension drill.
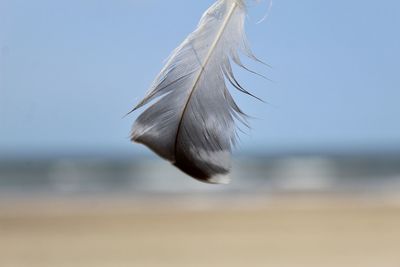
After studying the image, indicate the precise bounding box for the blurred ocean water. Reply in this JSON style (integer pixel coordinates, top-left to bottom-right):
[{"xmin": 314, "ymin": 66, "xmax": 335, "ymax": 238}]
[{"xmin": 1, "ymin": 153, "xmax": 400, "ymax": 197}]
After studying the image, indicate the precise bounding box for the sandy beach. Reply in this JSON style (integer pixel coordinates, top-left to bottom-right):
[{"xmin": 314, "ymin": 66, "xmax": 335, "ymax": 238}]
[{"xmin": 1, "ymin": 195, "xmax": 400, "ymax": 267}]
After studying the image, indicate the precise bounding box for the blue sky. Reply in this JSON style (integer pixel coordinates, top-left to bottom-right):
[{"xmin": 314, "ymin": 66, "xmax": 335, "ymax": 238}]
[{"xmin": 1, "ymin": 0, "xmax": 400, "ymax": 157}]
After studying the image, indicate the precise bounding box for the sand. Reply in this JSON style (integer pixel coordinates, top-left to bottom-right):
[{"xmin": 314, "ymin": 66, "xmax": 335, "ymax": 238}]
[{"xmin": 1, "ymin": 195, "xmax": 400, "ymax": 267}]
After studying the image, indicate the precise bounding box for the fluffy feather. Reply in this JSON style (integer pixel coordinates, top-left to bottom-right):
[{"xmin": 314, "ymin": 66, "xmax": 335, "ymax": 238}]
[{"xmin": 130, "ymin": 0, "xmax": 260, "ymax": 184}]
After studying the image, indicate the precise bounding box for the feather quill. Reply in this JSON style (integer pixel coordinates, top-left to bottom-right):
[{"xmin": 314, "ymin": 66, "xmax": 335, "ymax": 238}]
[{"xmin": 130, "ymin": 0, "xmax": 261, "ymax": 184}]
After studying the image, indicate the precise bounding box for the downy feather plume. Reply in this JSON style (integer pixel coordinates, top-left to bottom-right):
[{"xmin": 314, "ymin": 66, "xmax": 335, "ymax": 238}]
[{"xmin": 130, "ymin": 0, "xmax": 262, "ymax": 184}]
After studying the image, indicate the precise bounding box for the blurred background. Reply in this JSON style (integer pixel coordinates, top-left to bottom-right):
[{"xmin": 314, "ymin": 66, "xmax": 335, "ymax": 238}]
[{"xmin": 1, "ymin": 0, "xmax": 400, "ymax": 266}]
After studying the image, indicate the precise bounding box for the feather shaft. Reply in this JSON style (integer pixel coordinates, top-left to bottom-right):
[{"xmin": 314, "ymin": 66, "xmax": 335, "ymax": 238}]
[{"xmin": 174, "ymin": 2, "xmax": 238, "ymax": 159}]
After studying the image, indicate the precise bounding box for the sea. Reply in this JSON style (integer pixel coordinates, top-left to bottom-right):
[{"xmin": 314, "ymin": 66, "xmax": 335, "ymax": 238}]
[{"xmin": 1, "ymin": 151, "xmax": 400, "ymax": 198}]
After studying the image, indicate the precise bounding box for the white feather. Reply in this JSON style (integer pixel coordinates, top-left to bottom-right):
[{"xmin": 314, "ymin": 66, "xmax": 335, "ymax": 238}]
[{"xmin": 131, "ymin": 0, "xmax": 261, "ymax": 183}]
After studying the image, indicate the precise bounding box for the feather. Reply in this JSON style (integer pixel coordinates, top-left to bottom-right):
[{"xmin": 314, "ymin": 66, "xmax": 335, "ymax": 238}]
[{"xmin": 130, "ymin": 0, "xmax": 260, "ymax": 184}]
